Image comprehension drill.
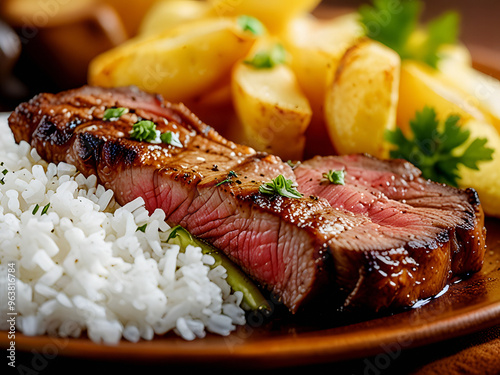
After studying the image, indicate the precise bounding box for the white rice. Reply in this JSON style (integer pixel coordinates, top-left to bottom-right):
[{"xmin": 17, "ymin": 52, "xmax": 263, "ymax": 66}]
[{"xmin": 0, "ymin": 114, "xmax": 246, "ymax": 343}]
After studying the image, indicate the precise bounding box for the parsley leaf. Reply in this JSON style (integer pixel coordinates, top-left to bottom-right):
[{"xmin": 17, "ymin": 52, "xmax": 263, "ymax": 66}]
[
  {"xmin": 136, "ymin": 224, "xmax": 147, "ymax": 233},
  {"xmin": 160, "ymin": 131, "xmax": 183, "ymax": 148},
  {"xmin": 103, "ymin": 107, "xmax": 129, "ymax": 121},
  {"xmin": 130, "ymin": 120, "xmax": 158, "ymax": 142},
  {"xmin": 237, "ymin": 15, "xmax": 265, "ymax": 36},
  {"xmin": 216, "ymin": 170, "xmax": 238, "ymax": 187},
  {"xmin": 385, "ymin": 106, "xmax": 494, "ymax": 187},
  {"xmin": 244, "ymin": 43, "xmax": 286, "ymax": 69},
  {"xmin": 322, "ymin": 170, "xmax": 346, "ymax": 185},
  {"xmin": 259, "ymin": 175, "xmax": 303, "ymax": 199},
  {"xmin": 359, "ymin": 0, "xmax": 460, "ymax": 68}
]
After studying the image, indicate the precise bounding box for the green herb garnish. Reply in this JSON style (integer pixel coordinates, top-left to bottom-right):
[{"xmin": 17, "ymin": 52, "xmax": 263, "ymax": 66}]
[
  {"xmin": 1, "ymin": 169, "xmax": 7, "ymax": 175},
  {"xmin": 136, "ymin": 224, "xmax": 147, "ymax": 233},
  {"xmin": 259, "ymin": 174, "xmax": 303, "ymax": 199},
  {"xmin": 322, "ymin": 170, "xmax": 346, "ymax": 185},
  {"xmin": 286, "ymin": 160, "xmax": 301, "ymax": 170},
  {"xmin": 32, "ymin": 204, "xmax": 40, "ymax": 215},
  {"xmin": 103, "ymin": 107, "xmax": 129, "ymax": 121},
  {"xmin": 130, "ymin": 120, "xmax": 158, "ymax": 142},
  {"xmin": 359, "ymin": 0, "xmax": 460, "ymax": 68},
  {"xmin": 385, "ymin": 106, "xmax": 494, "ymax": 187},
  {"xmin": 41, "ymin": 203, "xmax": 50, "ymax": 215},
  {"xmin": 237, "ymin": 15, "xmax": 265, "ymax": 36},
  {"xmin": 244, "ymin": 43, "xmax": 286, "ymax": 69},
  {"xmin": 216, "ymin": 170, "xmax": 238, "ymax": 187},
  {"xmin": 160, "ymin": 131, "xmax": 183, "ymax": 148}
]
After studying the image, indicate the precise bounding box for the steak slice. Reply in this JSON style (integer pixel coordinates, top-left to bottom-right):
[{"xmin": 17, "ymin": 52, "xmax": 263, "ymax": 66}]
[
  {"xmin": 8, "ymin": 85, "xmax": 487, "ymax": 313},
  {"xmin": 295, "ymin": 155, "xmax": 486, "ymax": 308}
]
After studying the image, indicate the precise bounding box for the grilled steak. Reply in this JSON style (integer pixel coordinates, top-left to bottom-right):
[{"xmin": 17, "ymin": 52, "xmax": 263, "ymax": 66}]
[
  {"xmin": 294, "ymin": 155, "xmax": 485, "ymax": 308},
  {"xmin": 8, "ymin": 85, "xmax": 486, "ymax": 313}
]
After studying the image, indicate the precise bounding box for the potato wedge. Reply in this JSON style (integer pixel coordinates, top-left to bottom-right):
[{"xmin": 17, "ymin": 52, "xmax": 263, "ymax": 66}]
[
  {"xmin": 88, "ymin": 17, "xmax": 259, "ymax": 103},
  {"xmin": 138, "ymin": 0, "xmax": 211, "ymax": 38},
  {"xmin": 397, "ymin": 60, "xmax": 488, "ymax": 134},
  {"xmin": 207, "ymin": 0, "xmax": 321, "ymax": 34},
  {"xmin": 324, "ymin": 38, "xmax": 400, "ymax": 159},
  {"xmin": 458, "ymin": 119, "xmax": 500, "ymax": 218},
  {"xmin": 437, "ymin": 60, "xmax": 500, "ymax": 133},
  {"xmin": 283, "ymin": 13, "xmax": 364, "ymax": 129},
  {"xmin": 231, "ymin": 57, "xmax": 312, "ymax": 160}
]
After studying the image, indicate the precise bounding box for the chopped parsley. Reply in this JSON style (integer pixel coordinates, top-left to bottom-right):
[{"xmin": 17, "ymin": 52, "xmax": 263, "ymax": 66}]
[
  {"xmin": 136, "ymin": 224, "xmax": 147, "ymax": 233},
  {"xmin": 41, "ymin": 203, "xmax": 50, "ymax": 215},
  {"xmin": 259, "ymin": 175, "xmax": 303, "ymax": 199},
  {"xmin": 130, "ymin": 120, "xmax": 158, "ymax": 142},
  {"xmin": 237, "ymin": 15, "xmax": 265, "ymax": 36},
  {"xmin": 32, "ymin": 204, "xmax": 40, "ymax": 215},
  {"xmin": 0, "ymin": 167, "xmax": 6, "ymax": 185},
  {"xmin": 385, "ymin": 106, "xmax": 494, "ymax": 187},
  {"xmin": 103, "ymin": 107, "xmax": 129, "ymax": 121},
  {"xmin": 216, "ymin": 170, "xmax": 238, "ymax": 187},
  {"xmin": 359, "ymin": 0, "xmax": 460, "ymax": 68},
  {"xmin": 322, "ymin": 170, "xmax": 346, "ymax": 185},
  {"xmin": 160, "ymin": 131, "xmax": 183, "ymax": 148},
  {"xmin": 244, "ymin": 43, "xmax": 286, "ymax": 69}
]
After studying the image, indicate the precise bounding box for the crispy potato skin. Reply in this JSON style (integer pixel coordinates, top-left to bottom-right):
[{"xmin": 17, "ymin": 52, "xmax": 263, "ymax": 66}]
[
  {"xmin": 324, "ymin": 38, "xmax": 400, "ymax": 159},
  {"xmin": 231, "ymin": 62, "xmax": 312, "ymax": 160},
  {"xmin": 88, "ymin": 18, "xmax": 258, "ymax": 103}
]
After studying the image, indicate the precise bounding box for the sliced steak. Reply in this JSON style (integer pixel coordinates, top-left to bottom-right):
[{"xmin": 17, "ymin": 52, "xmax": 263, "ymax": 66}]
[
  {"xmin": 295, "ymin": 155, "xmax": 486, "ymax": 308},
  {"xmin": 8, "ymin": 85, "xmax": 487, "ymax": 313}
]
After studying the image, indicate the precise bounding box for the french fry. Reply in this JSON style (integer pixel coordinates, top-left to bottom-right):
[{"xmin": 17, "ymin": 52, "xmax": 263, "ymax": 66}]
[
  {"xmin": 88, "ymin": 17, "xmax": 259, "ymax": 103},
  {"xmin": 324, "ymin": 38, "xmax": 400, "ymax": 159}
]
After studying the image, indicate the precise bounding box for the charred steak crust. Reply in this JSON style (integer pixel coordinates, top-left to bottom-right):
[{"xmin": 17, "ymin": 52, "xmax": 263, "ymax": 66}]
[{"xmin": 8, "ymin": 85, "xmax": 487, "ymax": 313}]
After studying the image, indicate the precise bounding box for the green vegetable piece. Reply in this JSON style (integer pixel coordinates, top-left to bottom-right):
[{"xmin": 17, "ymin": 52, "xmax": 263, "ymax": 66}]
[
  {"xmin": 41, "ymin": 203, "xmax": 50, "ymax": 215},
  {"xmin": 244, "ymin": 43, "xmax": 286, "ymax": 69},
  {"xmin": 130, "ymin": 120, "xmax": 158, "ymax": 142},
  {"xmin": 385, "ymin": 106, "xmax": 494, "ymax": 187},
  {"xmin": 237, "ymin": 15, "xmax": 265, "ymax": 36},
  {"xmin": 137, "ymin": 224, "xmax": 147, "ymax": 233},
  {"xmin": 103, "ymin": 107, "xmax": 129, "ymax": 121},
  {"xmin": 32, "ymin": 204, "xmax": 40, "ymax": 215},
  {"xmin": 259, "ymin": 174, "xmax": 303, "ymax": 199},
  {"xmin": 167, "ymin": 225, "xmax": 271, "ymax": 312},
  {"xmin": 160, "ymin": 131, "xmax": 183, "ymax": 148},
  {"xmin": 359, "ymin": 0, "xmax": 460, "ymax": 68},
  {"xmin": 215, "ymin": 170, "xmax": 238, "ymax": 187},
  {"xmin": 322, "ymin": 170, "xmax": 346, "ymax": 185}
]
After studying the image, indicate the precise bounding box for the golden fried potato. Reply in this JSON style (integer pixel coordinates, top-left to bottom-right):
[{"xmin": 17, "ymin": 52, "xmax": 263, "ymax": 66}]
[
  {"xmin": 231, "ymin": 53, "xmax": 312, "ymax": 160},
  {"xmin": 207, "ymin": 0, "xmax": 321, "ymax": 34},
  {"xmin": 282, "ymin": 13, "xmax": 364, "ymax": 130},
  {"xmin": 138, "ymin": 0, "xmax": 211, "ymax": 37},
  {"xmin": 324, "ymin": 38, "xmax": 400, "ymax": 159},
  {"xmin": 397, "ymin": 60, "xmax": 488, "ymax": 134},
  {"xmin": 437, "ymin": 60, "xmax": 500, "ymax": 133},
  {"xmin": 88, "ymin": 17, "xmax": 259, "ymax": 103},
  {"xmin": 458, "ymin": 119, "xmax": 500, "ymax": 218}
]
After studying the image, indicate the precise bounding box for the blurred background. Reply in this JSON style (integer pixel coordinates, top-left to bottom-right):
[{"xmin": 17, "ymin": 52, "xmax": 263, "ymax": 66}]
[{"xmin": 0, "ymin": 0, "xmax": 498, "ymax": 112}]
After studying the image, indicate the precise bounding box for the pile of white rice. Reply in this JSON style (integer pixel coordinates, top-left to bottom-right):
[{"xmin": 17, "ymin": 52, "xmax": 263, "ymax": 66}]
[{"xmin": 0, "ymin": 114, "xmax": 245, "ymax": 343}]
